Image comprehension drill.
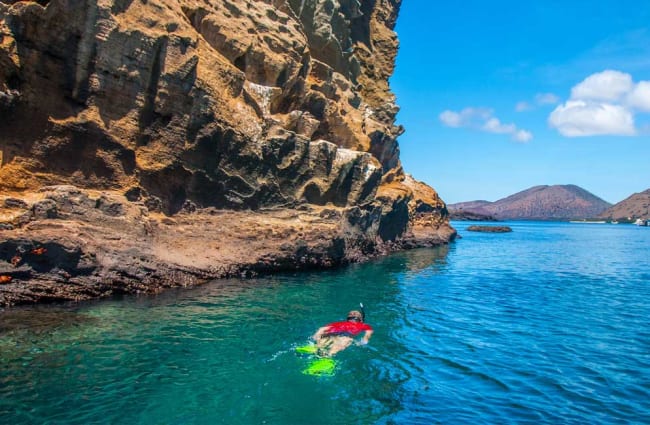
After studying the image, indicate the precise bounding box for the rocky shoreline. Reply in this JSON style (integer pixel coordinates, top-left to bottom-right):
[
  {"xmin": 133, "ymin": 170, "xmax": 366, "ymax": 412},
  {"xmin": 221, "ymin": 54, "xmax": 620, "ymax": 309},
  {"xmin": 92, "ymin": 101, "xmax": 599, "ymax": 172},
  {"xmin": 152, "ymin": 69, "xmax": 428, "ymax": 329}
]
[
  {"xmin": 0, "ymin": 186, "xmax": 455, "ymax": 306},
  {"xmin": 1, "ymin": 0, "xmax": 456, "ymax": 306}
]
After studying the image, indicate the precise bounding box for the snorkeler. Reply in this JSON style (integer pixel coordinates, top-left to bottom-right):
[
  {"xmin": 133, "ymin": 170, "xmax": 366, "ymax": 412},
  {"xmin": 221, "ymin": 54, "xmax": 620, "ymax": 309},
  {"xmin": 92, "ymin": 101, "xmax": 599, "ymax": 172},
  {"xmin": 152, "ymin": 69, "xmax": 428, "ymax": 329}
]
[{"xmin": 311, "ymin": 309, "xmax": 373, "ymax": 357}]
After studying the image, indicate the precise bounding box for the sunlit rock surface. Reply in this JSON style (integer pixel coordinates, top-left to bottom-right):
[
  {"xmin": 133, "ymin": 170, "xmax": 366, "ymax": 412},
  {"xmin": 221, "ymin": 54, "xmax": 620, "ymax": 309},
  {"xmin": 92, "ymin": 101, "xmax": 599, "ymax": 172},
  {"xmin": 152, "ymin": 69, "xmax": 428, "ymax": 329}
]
[{"xmin": 0, "ymin": 0, "xmax": 454, "ymax": 306}]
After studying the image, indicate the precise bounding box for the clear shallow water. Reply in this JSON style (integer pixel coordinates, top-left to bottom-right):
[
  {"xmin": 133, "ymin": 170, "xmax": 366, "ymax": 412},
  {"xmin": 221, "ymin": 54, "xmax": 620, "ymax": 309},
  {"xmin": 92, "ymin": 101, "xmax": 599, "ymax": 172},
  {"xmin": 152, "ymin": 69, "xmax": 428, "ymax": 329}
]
[{"xmin": 1, "ymin": 221, "xmax": 649, "ymax": 424}]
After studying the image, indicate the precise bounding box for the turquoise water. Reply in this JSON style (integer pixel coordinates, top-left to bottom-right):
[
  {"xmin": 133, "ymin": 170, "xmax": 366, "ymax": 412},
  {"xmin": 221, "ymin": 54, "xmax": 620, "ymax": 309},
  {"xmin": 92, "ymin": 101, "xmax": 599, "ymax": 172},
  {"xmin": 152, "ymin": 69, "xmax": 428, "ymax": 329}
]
[{"xmin": 1, "ymin": 221, "xmax": 649, "ymax": 424}]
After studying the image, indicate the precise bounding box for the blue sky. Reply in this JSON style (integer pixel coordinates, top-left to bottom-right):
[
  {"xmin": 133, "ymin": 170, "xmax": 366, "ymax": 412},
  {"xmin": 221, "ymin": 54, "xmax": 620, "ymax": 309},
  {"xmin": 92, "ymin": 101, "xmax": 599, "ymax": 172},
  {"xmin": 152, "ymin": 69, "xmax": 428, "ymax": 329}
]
[{"xmin": 391, "ymin": 1, "xmax": 650, "ymax": 204}]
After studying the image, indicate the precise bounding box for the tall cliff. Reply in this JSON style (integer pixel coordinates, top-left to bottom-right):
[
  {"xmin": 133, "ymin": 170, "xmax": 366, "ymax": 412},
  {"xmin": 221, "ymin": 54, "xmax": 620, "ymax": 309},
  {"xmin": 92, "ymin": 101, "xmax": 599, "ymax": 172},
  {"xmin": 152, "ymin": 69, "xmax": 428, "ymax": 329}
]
[{"xmin": 0, "ymin": 0, "xmax": 454, "ymax": 306}]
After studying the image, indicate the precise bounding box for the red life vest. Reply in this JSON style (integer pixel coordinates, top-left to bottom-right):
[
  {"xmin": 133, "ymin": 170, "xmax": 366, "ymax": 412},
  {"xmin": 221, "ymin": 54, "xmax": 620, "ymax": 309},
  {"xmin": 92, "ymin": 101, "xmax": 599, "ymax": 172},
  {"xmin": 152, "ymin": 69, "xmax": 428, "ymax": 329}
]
[{"xmin": 324, "ymin": 321, "xmax": 372, "ymax": 336}]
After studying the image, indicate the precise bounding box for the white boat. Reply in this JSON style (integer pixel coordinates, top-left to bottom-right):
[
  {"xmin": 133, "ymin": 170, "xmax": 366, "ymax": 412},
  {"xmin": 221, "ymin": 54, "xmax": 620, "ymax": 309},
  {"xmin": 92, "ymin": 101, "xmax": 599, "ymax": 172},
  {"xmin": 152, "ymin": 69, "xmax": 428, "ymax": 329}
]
[{"xmin": 634, "ymin": 218, "xmax": 648, "ymax": 226}]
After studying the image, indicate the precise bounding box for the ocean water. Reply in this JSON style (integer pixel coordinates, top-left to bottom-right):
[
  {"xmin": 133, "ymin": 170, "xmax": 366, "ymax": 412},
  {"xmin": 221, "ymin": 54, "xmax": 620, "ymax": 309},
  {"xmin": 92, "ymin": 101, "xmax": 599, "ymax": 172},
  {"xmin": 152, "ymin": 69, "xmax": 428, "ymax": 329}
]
[{"xmin": 1, "ymin": 221, "xmax": 649, "ymax": 424}]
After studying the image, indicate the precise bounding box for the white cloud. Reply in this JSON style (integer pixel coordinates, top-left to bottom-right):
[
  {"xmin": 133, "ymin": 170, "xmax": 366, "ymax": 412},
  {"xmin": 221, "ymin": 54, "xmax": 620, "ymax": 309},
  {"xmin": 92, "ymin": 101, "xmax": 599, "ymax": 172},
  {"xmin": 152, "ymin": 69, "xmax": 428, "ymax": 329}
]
[
  {"xmin": 535, "ymin": 93, "xmax": 559, "ymax": 105},
  {"xmin": 549, "ymin": 70, "xmax": 650, "ymax": 137},
  {"xmin": 515, "ymin": 101, "xmax": 531, "ymax": 112},
  {"xmin": 516, "ymin": 93, "xmax": 558, "ymax": 113},
  {"xmin": 570, "ymin": 70, "xmax": 633, "ymax": 102},
  {"xmin": 439, "ymin": 107, "xmax": 532, "ymax": 142},
  {"xmin": 438, "ymin": 107, "xmax": 492, "ymax": 128},
  {"xmin": 439, "ymin": 110, "xmax": 462, "ymax": 127},
  {"xmin": 549, "ymin": 100, "xmax": 635, "ymax": 137},
  {"xmin": 482, "ymin": 117, "xmax": 516, "ymax": 134},
  {"xmin": 626, "ymin": 81, "xmax": 650, "ymax": 112},
  {"xmin": 514, "ymin": 130, "xmax": 533, "ymax": 142}
]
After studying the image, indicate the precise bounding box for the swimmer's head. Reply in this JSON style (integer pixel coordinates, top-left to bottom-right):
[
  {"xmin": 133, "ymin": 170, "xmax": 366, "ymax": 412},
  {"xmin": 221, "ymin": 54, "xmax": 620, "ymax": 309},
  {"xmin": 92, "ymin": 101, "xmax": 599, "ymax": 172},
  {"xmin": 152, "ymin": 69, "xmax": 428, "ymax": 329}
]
[{"xmin": 346, "ymin": 310, "xmax": 363, "ymax": 322}]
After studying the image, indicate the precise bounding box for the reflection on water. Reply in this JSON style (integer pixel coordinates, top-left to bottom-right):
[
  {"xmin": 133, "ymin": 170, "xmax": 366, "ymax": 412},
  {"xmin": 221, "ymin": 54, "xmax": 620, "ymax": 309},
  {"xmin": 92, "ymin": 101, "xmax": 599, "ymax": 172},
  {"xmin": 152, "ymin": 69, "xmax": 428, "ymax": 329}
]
[
  {"xmin": 0, "ymin": 308, "xmax": 99, "ymax": 335},
  {"xmin": 1, "ymin": 223, "xmax": 650, "ymax": 424}
]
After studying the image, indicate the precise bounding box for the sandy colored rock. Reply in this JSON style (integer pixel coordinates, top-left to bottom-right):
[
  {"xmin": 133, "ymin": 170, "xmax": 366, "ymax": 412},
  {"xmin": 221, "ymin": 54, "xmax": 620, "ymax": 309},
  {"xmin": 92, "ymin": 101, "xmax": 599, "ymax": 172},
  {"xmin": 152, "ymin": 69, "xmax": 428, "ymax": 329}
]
[{"xmin": 0, "ymin": 0, "xmax": 454, "ymax": 306}]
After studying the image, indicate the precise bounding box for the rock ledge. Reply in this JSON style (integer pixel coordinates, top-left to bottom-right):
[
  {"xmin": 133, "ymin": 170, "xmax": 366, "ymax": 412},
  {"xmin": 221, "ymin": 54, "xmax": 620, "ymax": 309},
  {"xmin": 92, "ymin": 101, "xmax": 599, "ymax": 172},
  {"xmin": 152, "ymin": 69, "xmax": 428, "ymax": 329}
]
[{"xmin": 0, "ymin": 186, "xmax": 455, "ymax": 306}]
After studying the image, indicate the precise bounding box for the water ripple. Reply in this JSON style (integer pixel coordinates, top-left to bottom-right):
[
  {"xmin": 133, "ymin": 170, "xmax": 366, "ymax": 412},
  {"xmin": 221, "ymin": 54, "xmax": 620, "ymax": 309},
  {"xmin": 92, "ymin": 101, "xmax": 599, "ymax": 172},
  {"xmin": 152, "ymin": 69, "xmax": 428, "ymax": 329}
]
[{"xmin": 2, "ymin": 222, "xmax": 650, "ymax": 424}]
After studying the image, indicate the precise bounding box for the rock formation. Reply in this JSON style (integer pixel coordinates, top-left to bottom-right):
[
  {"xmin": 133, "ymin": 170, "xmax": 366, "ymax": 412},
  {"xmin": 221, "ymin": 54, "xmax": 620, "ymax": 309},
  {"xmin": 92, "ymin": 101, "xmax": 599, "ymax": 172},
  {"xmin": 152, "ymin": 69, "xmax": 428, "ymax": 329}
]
[
  {"xmin": 449, "ymin": 185, "xmax": 611, "ymax": 221},
  {"xmin": 599, "ymin": 189, "xmax": 650, "ymax": 222},
  {"xmin": 0, "ymin": 0, "xmax": 454, "ymax": 306},
  {"xmin": 466, "ymin": 225, "xmax": 512, "ymax": 233}
]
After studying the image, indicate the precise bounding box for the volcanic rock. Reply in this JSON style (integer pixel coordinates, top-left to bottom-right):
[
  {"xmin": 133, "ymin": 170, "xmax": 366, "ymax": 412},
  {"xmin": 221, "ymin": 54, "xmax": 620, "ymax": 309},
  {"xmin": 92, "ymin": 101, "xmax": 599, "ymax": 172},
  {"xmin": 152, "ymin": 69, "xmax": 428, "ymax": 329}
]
[
  {"xmin": 0, "ymin": 0, "xmax": 454, "ymax": 306},
  {"xmin": 466, "ymin": 225, "xmax": 512, "ymax": 233}
]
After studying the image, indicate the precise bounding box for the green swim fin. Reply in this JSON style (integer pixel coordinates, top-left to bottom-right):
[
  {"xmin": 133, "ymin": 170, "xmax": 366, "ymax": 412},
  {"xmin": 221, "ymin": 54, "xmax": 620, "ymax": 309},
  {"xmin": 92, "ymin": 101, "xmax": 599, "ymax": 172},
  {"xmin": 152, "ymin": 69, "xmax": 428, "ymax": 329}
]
[
  {"xmin": 303, "ymin": 358, "xmax": 336, "ymax": 376},
  {"xmin": 295, "ymin": 344, "xmax": 318, "ymax": 355}
]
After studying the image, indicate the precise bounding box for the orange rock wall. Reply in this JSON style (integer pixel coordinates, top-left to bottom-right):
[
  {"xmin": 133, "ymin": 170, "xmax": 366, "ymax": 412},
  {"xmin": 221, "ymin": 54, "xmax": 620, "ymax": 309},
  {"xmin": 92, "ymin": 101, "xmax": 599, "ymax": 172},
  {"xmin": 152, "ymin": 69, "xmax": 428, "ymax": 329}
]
[{"xmin": 0, "ymin": 0, "xmax": 429, "ymax": 213}]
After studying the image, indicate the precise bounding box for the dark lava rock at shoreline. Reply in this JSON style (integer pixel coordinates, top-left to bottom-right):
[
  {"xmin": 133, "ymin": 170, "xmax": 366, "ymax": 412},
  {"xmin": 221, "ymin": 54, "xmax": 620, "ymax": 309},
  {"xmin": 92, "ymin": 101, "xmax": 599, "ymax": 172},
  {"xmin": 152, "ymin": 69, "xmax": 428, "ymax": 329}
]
[{"xmin": 466, "ymin": 225, "xmax": 512, "ymax": 233}]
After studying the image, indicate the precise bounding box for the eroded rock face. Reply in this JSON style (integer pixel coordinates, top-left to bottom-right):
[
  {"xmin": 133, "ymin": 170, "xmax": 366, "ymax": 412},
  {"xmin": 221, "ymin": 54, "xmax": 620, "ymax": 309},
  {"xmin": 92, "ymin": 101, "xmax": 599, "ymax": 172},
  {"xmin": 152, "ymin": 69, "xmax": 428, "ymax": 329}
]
[
  {"xmin": 0, "ymin": 0, "xmax": 454, "ymax": 306},
  {"xmin": 0, "ymin": 0, "xmax": 407, "ymax": 211}
]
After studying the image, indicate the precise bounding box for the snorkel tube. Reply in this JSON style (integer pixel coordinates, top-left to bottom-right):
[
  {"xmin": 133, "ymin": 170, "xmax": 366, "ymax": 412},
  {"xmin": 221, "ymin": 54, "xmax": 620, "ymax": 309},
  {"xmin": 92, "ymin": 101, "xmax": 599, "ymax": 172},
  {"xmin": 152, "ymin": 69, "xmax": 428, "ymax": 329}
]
[{"xmin": 359, "ymin": 302, "xmax": 365, "ymax": 321}]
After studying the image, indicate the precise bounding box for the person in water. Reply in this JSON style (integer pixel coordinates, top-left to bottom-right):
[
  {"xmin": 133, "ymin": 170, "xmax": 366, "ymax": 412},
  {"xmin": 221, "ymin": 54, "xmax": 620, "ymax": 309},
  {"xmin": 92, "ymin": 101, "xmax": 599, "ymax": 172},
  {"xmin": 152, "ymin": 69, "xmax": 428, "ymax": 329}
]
[{"xmin": 311, "ymin": 310, "xmax": 373, "ymax": 357}]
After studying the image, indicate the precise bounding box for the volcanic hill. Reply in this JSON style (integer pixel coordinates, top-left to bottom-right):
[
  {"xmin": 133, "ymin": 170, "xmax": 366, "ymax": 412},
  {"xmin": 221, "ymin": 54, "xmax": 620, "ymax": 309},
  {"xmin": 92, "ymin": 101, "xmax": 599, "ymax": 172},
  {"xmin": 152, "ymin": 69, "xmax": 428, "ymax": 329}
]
[
  {"xmin": 599, "ymin": 189, "xmax": 650, "ymax": 221},
  {"xmin": 449, "ymin": 185, "xmax": 611, "ymax": 220}
]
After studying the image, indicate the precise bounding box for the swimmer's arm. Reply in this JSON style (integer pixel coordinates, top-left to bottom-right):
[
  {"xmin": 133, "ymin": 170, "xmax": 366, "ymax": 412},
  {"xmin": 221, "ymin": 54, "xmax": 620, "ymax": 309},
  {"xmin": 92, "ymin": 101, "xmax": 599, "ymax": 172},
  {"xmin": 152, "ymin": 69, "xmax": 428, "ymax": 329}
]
[
  {"xmin": 312, "ymin": 326, "xmax": 329, "ymax": 341},
  {"xmin": 358, "ymin": 329, "xmax": 373, "ymax": 345}
]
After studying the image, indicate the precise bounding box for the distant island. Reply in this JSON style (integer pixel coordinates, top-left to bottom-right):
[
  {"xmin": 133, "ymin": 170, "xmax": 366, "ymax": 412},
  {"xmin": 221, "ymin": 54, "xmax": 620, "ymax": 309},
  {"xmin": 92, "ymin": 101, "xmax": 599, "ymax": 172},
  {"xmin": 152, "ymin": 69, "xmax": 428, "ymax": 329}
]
[
  {"xmin": 449, "ymin": 209, "xmax": 497, "ymax": 222},
  {"xmin": 599, "ymin": 189, "xmax": 650, "ymax": 222},
  {"xmin": 449, "ymin": 185, "xmax": 612, "ymax": 221}
]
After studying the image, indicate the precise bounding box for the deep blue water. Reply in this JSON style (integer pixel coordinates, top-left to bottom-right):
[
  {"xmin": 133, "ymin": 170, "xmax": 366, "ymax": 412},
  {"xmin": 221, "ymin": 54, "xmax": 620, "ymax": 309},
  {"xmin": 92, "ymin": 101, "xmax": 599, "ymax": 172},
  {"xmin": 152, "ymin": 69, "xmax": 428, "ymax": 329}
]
[{"xmin": 1, "ymin": 221, "xmax": 649, "ymax": 424}]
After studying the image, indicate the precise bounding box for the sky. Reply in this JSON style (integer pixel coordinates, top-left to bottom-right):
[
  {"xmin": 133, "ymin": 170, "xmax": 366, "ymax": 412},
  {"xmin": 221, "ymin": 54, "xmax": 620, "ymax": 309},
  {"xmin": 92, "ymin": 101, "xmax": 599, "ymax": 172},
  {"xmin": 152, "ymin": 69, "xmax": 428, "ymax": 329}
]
[{"xmin": 390, "ymin": 0, "xmax": 650, "ymax": 205}]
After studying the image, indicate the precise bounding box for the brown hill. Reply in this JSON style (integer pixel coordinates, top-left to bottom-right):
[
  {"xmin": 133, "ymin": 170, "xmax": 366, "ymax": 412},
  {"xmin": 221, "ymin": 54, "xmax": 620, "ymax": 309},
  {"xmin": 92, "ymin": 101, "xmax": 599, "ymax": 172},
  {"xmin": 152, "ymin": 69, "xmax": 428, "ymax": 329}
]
[
  {"xmin": 449, "ymin": 185, "xmax": 611, "ymax": 220},
  {"xmin": 447, "ymin": 201, "xmax": 496, "ymax": 221},
  {"xmin": 599, "ymin": 189, "xmax": 650, "ymax": 221}
]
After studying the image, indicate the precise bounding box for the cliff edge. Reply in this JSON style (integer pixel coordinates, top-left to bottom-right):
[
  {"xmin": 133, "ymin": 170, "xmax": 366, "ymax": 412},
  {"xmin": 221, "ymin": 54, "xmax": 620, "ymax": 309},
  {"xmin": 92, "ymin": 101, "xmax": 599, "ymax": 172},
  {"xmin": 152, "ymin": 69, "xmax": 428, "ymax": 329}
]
[{"xmin": 0, "ymin": 0, "xmax": 454, "ymax": 306}]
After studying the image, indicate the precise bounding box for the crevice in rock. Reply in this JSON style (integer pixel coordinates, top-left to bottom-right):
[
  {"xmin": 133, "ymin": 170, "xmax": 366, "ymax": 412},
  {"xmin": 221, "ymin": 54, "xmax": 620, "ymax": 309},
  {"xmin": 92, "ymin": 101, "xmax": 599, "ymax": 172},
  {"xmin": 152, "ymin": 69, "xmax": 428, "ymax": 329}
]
[
  {"xmin": 302, "ymin": 182, "xmax": 324, "ymax": 205},
  {"xmin": 6, "ymin": 74, "xmax": 21, "ymax": 91},
  {"xmin": 378, "ymin": 199, "xmax": 409, "ymax": 242},
  {"xmin": 275, "ymin": 67, "xmax": 288, "ymax": 87},
  {"xmin": 180, "ymin": 6, "xmax": 207, "ymax": 30},
  {"xmin": 274, "ymin": 77, "xmax": 305, "ymax": 115},
  {"xmin": 111, "ymin": 0, "xmax": 134, "ymax": 15},
  {"xmin": 369, "ymin": 130, "xmax": 399, "ymax": 173},
  {"xmin": 233, "ymin": 53, "xmax": 246, "ymax": 73},
  {"xmin": 137, "ymin": 36, "xmax": 168, "ymax": 145},
  {"xmin": 350, "ymin": 0, "xmax": 374, "ymax": 48}
]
